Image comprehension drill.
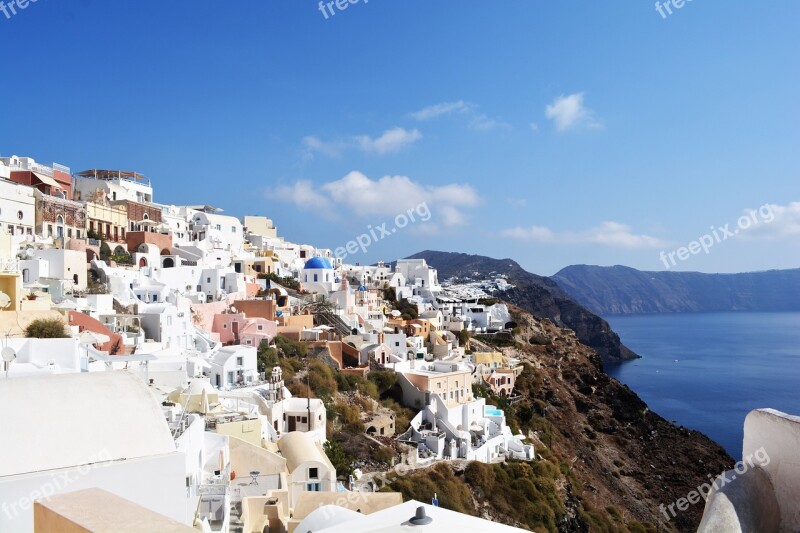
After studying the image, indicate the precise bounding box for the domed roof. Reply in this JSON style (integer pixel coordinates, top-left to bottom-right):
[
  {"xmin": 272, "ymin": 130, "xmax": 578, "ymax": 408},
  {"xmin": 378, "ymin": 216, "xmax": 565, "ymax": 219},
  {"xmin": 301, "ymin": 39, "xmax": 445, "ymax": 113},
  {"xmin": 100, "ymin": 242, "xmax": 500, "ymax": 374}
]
[
  {"xmin": 304, "ymin": 257, "xmax": 333, "ymax": 270},
  {"xmin": 357, "ymin": 285, "xmax": 368, "ymax": 292}
]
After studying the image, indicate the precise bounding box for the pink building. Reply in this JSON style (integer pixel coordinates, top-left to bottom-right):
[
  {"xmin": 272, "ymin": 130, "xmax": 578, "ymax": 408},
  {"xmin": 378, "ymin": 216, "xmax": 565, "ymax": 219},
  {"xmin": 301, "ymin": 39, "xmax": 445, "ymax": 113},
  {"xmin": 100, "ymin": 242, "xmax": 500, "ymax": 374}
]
[{"xmin": 212, "ymin": 313, "xmax": 277, "ymax": 347}]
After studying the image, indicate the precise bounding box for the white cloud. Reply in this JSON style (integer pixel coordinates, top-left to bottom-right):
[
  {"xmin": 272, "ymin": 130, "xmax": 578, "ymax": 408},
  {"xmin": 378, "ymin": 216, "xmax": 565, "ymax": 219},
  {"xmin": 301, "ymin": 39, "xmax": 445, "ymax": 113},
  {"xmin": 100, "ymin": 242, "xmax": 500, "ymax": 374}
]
[
  {"xmin": 267, "ymin": 180, "xmax": 330, "ymax": 213},
  {"xmin": 410, "ymin": 100, "xmax": 509, "ymax": 131},
  {"xmin": 303, "ymin": 127, "xmax": 422, "ymax": 158},
  {"xmin": 506, "ymin": 198, "xmax": 528, "ymax": 208},
  {"xmin": 268, "ymin": 171, "xmax": 479, "ymax": 229},
  {"xmin": 355, "ymin": 127, "xmax": 422, "ymax": 154},
  {"xmin": 545, "ymin": 92, "xmax": 602, "ymax": 132},
  {"xmin": 302, "ymin": 136, "xmax": 348, "ymax": 158},
  {"xmin": 410, "ymin": 100, "xmax": 473, "ymax": 121},
  {"xmin": 501, "ymin": 221, "xmax": 666, "ymax": 249},
  {"xmin": 739, "ymin": 202, "xmax": 800, "ymax": 239}
]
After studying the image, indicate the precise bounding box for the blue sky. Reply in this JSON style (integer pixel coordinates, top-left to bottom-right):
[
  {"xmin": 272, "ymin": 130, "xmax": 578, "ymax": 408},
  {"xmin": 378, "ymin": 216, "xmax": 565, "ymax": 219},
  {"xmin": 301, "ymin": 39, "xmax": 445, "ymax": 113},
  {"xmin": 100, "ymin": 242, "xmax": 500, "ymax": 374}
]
[{"xmin": 1, "ymin": 1, "xmax": 798, "ymax": 275}]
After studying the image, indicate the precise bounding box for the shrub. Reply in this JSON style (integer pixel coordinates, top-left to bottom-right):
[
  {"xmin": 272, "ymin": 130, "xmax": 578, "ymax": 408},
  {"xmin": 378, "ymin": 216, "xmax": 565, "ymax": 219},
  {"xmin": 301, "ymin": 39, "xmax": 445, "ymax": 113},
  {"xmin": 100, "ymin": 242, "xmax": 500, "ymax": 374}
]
[
  {"xmin": 25, "ymin": 318, "xmax": 69, "ymax": 339},
  {"xmin": 368, "ymin": 371, "xmax": 398, "ymax": 397},
  {"xmin": 323, "ymin": 438, "xmax": 355, "ymax": 478}
]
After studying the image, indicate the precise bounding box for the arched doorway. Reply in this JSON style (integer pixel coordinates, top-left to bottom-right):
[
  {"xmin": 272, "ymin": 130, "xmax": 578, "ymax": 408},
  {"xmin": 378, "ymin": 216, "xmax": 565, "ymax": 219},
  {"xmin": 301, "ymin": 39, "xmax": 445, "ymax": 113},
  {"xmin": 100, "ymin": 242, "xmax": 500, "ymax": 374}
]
[
  {"xmin": 139, "ymin": 257, "xmax": 148, "ymax": 268},
  {"xmin": 162, "ymin": 257, "xmax": 175, "ymax": 268}
]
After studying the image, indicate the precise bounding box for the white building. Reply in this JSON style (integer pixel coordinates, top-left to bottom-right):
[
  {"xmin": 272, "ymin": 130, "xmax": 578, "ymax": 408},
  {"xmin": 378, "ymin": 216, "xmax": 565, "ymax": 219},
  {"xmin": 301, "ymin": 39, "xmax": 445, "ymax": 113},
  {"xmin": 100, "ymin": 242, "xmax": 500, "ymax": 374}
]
[
  {"xmin": 33, "ymin": 248, "xmax": 87, "ymax": 296},
  {"xmin": 296, "ymin": 499, "xmax": 527, "ymax": 532},
  {"xmin": 300, "ymin": 257, "xmax": 337, "ymax": 294},
  {"xmin": 0, "ymin": 372, "xmax": 189, "ymax": 532},
  {"xmin": 0, "ymin": 179, "xmax": 35, "ymax": 242},
  {"xmin": 189, "ymin": 210, "xmax": 245, "ymax": 254},
  {"xmin": 73, "ymin": 170, "xmax": 154, "ymax": 204},
  {"xmin": 208, "ymin": 345, "xmax": 259, "ymax": 389},
  {"xmin": 699, "ymin": 408, "xmax": 800, "ymax": 532}
]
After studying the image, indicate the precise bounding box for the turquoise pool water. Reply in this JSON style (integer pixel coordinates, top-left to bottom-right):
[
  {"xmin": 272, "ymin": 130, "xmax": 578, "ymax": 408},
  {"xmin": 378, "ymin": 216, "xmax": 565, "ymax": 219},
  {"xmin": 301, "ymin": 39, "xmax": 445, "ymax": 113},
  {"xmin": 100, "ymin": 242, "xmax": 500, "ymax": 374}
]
[{"xmin": 484, "ymin": 407, "xmax": 503, "ymax": 417}]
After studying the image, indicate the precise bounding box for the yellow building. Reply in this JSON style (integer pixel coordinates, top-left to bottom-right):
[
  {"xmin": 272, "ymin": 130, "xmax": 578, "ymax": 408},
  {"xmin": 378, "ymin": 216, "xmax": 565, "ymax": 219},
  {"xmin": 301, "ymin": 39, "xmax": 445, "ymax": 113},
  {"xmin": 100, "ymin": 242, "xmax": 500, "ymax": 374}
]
[
  {"xmin": 85, "ymin": 191, "xmax": 129, "ymax": 243},
  {"xmin": 0, "ymin": 233, "xmax": 22, "ymax": 311}
]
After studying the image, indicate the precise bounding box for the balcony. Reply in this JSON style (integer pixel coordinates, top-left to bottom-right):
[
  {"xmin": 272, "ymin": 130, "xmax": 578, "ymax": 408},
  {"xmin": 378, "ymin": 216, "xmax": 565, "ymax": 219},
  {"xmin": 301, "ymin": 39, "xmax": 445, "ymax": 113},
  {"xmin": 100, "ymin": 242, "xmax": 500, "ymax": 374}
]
[{"xmin": 0, "ymin": 258, "xmax": 20, "ymax": 273}]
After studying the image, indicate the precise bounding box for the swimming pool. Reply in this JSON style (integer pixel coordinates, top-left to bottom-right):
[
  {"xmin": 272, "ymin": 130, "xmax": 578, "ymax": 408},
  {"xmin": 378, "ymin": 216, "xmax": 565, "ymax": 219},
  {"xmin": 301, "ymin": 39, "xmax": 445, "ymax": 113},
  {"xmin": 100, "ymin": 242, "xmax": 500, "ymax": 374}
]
[{"xmin": 484, "ymin": 407, "xmax": 504, "ymax": 417}]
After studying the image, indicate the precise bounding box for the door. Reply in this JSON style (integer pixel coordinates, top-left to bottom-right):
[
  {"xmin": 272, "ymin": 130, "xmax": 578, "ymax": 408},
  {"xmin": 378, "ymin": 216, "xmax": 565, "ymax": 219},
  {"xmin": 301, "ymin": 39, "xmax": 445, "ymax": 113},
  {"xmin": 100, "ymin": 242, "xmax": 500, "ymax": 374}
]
[{"xmin": 289, "ymin": 416, "xmax": 297, "ymax": 432}]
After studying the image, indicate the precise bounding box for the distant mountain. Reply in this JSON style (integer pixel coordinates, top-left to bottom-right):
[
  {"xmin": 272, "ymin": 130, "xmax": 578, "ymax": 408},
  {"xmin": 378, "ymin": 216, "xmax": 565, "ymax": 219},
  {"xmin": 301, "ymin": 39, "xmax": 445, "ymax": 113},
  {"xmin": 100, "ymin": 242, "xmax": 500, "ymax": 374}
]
[
  {"xmin": 552, "ymin": 265, "xmax": 800, "ymax": 315},
  {"xmin": 406, "ymin": 251, "xmax": 638, "ymax": 362}
]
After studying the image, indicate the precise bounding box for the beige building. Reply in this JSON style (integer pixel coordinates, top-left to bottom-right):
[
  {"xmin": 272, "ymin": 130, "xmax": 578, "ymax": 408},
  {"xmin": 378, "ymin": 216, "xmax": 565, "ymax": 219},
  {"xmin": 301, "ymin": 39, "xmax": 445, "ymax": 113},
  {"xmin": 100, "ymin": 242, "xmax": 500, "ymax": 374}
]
[
  {"xmin": 85, "ymin": 191, "xmax": 129, "ymax": 244},
  {"xmin": 277, "ymin": 432, "xmax": 336, "ymax": 511},
  {"xmin": 244, "ymin": 215, "xmax": 278, "ymax": 239},
  {"xmin": 400, "ymin": 362, "xmax": 473, "ymax": 409}
]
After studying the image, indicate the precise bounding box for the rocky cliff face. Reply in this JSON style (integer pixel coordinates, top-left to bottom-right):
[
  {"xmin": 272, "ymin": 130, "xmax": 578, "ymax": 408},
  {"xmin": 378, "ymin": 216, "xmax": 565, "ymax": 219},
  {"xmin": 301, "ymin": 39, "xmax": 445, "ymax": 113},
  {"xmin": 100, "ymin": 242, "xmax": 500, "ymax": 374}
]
[
  {"xmin": 552, "ymin": 264, "xmax": 800, "ymax": 315},
  {"xmin": 406, "ymin": 251, "xmax": 637, "ymax": 362},
  {"xmin": 387, "ymin": 306, "xmax": 733, "ymax": 532}
]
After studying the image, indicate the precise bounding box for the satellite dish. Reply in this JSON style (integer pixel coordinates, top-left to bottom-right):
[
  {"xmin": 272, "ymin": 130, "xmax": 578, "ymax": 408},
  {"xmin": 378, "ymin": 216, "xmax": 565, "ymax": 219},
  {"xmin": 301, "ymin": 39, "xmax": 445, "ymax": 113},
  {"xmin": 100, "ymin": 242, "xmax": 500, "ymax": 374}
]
[
  {"xmin": 0, "ymin": 292, "xmax": 11, "ymax": 310},
  {"xmin": 1, "ymin": 346, "xmax": 16, "ymax": 363},
  {"xmin": 25, "ymin": 247, "xmax": 35, "ymax": 259}
]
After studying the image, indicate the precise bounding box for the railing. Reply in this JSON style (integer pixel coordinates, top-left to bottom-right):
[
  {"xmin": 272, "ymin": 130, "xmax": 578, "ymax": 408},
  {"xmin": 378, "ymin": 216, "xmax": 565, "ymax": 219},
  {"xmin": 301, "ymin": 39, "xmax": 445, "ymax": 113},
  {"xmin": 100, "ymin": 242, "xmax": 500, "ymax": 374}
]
[
  {"xmin": 0, "ymin": 258, "xmax": 20, "ymax": 273},
  {"xmin": 52, "ymin": 163, "xmax": 71, "ymax": 175}
]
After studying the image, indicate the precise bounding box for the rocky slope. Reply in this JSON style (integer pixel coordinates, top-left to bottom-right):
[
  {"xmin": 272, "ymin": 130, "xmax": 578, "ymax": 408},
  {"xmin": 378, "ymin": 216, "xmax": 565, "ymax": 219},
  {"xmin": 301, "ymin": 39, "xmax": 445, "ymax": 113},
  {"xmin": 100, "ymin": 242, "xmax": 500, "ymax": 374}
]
[
  {"xmin": 553, "ymin": 264, "xmax": 800, "ymax": 315},
  {"xmin": 387, "ymin": 306, "xmax": 734, "ymax": 532},
  {"xmin": 407, "ymin": 251, "xmax": 637, "ymax": 362}
]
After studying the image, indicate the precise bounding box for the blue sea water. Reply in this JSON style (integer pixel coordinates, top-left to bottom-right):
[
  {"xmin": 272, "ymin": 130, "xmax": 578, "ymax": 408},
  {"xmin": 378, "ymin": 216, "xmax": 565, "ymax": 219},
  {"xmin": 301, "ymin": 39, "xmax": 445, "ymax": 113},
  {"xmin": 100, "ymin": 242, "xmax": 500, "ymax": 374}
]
[{"xmin": 605, "ymin": 312, "xmax": 800, "ymax": 457}]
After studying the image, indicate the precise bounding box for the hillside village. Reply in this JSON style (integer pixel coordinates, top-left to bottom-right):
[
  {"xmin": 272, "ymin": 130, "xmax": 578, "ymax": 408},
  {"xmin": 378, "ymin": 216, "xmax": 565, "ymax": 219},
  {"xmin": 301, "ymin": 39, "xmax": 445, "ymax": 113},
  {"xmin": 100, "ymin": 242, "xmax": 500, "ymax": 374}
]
[
  {"xmin": 2, "ymin": 155, "xmax": 799, "ymax": 533},
  {"xmin": 0, "ymin": 155, "xmax": 535, "ymax": 533}
]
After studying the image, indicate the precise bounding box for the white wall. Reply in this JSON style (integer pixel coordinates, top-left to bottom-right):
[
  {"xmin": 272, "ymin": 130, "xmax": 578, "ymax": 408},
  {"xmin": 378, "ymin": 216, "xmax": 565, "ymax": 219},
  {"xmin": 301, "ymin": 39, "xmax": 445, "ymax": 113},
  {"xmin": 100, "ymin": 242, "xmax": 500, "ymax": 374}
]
[
  {"xmin": 0, "ymin": 453, "xmax": 188, "ymax": 532},
  {"xmin": 0, "ymin": 180, "xmax": 35, "ymax": 241}
]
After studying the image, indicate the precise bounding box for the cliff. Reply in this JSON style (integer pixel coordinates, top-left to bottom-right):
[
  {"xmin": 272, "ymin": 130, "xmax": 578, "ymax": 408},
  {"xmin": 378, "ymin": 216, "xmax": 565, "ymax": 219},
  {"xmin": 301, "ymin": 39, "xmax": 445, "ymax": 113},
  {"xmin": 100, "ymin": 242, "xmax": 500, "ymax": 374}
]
[
  {"xmin": 387, "ymin": 306, "xmax": 733, "ymax": 532},
  {"xmin": 552, "ymin": 265, "xmax": 800, "ymax": 315},
  {"xmin": 406, "ymin": 251, "xmax": 638, "ymax": 362}
]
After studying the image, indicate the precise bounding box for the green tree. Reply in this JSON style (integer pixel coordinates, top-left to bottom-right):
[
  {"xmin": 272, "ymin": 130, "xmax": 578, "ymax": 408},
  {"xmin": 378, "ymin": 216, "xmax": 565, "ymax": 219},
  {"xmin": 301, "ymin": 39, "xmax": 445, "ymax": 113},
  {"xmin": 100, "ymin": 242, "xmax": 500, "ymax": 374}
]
[{"xmin": 257, "ymin": 339, "xmax": 279, "ymax": 373}]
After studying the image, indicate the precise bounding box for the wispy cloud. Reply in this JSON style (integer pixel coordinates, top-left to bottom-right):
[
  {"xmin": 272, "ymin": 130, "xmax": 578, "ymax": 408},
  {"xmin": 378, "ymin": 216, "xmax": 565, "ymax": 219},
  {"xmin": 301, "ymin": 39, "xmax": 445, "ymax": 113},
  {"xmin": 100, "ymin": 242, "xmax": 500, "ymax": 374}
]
[
  {"xmin": 545, "ymin": 92, "xmax": 602, "ymax": 132},
  {"xmin": 740, "ymin": 202, "xmax": 800, "ymax": 240},
  {"xmin": 501, "ymin": 221, "xmax": 666, "ymax": 249},
  {"xmin": 410, "ymin": 100, "xmax": 473, "ymax": 121},
  {"xmin": 355, "ymin": 127, "xmax": 422, "ymax": 154},
  {"xmin": 410, "ymin": 100, "xmax": 509, "ymax": 131},
  {"xmin": 506, "ymin": 198, "xmax": 528, "ymax": 208},
  {"xmin": 303, "ymin": 127, "xmax": 422, "ymax": 158},
  {"xmin": 267, "ymin": 171, "xmax": 479, "ymax": 229}
]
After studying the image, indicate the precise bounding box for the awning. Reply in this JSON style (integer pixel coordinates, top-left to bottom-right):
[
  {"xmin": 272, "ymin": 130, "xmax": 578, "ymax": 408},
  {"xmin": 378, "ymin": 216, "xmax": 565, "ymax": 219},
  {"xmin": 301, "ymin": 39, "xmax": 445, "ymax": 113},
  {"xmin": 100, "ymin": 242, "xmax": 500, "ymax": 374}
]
[{"xmin": 32, "ymin": 172, "xmax": 62, "ymax": 189}]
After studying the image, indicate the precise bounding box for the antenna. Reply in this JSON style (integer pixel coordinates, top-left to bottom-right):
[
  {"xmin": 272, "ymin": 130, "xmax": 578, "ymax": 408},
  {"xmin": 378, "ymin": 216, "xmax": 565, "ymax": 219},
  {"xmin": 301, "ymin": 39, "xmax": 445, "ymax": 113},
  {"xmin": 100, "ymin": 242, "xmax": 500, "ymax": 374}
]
[
  {"xmin": 2, "ymin": 345, "xmax": 15, "ymax": 377},
  {"xmin": 1, "ymin": 346, "xmax": 15, "ymax": 363}
]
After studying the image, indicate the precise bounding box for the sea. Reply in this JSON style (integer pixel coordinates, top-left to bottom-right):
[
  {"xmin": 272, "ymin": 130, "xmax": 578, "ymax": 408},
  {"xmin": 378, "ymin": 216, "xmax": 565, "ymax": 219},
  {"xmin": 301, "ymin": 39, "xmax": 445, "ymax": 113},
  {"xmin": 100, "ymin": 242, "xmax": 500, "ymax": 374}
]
[{"xmin": 605, "ymin": 312, "xmax": 800, "ymax": 457}]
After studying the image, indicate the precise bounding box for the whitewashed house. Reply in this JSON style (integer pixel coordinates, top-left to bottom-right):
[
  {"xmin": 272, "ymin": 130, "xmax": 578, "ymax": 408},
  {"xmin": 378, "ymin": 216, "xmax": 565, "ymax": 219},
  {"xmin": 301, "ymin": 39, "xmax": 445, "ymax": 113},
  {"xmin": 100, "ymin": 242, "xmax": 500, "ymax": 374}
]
[{"xmin": 208, "ymin": 345, "xmax": 258, "ymax": 389}]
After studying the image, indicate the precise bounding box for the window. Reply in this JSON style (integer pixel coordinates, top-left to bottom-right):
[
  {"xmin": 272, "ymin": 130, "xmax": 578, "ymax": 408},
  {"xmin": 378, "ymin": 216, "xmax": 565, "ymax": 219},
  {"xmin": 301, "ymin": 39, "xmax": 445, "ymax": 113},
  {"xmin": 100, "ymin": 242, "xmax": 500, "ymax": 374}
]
[
  {"xmin": 215, "ymin": 224, "xmax": 221, "ymax": 231},
  {"xmin": 257, "ymin": 325, "xmax": 263, "ymax": 331},
  {"xmin": 17, "ymin": 210, "xmax": 23, "ymax": 220},
  {"xmin": 306, "ymin": 483, "xmax": 321, "ymax": 492},
  {"xmin": 308, "ymin": 468, "xmax": 319, "ymax": 479},
  {"xmin": 231, "ymin": 226, "xmax": 236, "ymax": 233},
  {"xmin": 236, "ymin": 357, "xmax": 243, "ymax": 366},
  {"xmin": 227, "ymin": 371, "xmax": 234, "ymax": 384},
  {"xmin": 301, "ymin": 416, "xmax": 307, "ymax": 424},
  {"xmin": 206, "ymin": 277, "xmax": 211, "ymax": 283}
]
